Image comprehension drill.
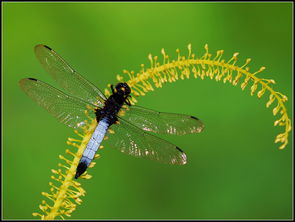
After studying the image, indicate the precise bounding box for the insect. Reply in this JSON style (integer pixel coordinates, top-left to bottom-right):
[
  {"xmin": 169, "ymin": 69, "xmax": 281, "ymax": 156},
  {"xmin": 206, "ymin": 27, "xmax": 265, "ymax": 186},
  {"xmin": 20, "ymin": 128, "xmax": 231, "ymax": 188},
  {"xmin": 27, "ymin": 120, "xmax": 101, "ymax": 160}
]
[{"xmin": 19, "ymin": 45, "xmax": 205, "ymax": 179}]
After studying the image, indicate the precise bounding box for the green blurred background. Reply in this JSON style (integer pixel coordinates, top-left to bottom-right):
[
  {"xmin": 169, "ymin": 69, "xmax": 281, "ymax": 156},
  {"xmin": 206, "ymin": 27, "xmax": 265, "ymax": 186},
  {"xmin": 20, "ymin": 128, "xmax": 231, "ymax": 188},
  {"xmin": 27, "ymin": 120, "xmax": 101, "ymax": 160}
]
[{"xmin": 3, "ymin": 2, "xmax": 292, "ymax": 220}]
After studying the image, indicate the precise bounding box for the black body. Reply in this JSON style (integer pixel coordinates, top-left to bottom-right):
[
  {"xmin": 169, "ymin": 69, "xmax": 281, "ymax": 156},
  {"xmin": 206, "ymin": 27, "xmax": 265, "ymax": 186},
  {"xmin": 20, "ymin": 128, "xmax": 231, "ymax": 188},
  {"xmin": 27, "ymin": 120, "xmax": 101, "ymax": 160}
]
[
  {"xmin": 75, "ymin": 83, "xmax": 131, "ymax": 179},
  {"xmin": 95, "ymin": 82, "xmax": 131, "ymax": 125}
]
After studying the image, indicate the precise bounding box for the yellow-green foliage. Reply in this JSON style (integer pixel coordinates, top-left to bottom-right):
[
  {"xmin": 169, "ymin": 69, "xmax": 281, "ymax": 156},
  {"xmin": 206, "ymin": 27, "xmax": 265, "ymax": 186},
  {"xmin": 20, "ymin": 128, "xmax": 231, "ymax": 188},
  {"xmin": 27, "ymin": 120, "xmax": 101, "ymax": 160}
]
[{"xmin": 33, "ymin": 44, "xmax": 291, "ymax": 220}]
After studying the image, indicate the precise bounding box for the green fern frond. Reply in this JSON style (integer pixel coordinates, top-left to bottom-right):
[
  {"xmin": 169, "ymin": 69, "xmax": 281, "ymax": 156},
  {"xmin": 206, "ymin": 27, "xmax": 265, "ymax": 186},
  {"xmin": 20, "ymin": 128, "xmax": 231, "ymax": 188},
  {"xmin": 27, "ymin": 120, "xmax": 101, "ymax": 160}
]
[{"xmin": 113, "ymin": 44, "xmax": 291, "ymax": 150}]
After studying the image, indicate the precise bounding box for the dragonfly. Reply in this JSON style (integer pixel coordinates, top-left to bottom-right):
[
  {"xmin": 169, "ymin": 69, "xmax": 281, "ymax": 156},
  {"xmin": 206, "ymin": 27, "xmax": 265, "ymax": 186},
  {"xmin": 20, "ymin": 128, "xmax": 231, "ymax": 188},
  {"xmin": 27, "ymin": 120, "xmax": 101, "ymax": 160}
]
[{"xmin": 19, "ymin": 45, "xmax": 205, "ymax": 179}]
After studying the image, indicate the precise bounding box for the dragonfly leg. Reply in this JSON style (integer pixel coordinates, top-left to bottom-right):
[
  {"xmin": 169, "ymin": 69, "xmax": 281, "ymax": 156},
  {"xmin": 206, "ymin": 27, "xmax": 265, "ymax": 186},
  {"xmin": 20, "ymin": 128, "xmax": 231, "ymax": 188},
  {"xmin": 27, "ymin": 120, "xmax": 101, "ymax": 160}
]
[
  {"xmin": 124, "ymin": 95, "xmax": 132, "ymax": 106},
  {"xmin": 110, "ymin": 84, "xmax": 115, "ymax": 94}
]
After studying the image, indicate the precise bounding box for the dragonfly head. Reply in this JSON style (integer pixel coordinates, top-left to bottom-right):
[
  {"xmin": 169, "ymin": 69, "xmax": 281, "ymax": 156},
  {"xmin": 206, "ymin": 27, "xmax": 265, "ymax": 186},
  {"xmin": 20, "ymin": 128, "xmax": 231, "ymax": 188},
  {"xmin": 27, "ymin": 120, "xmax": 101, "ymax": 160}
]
[{"xmin": 115, "ymin": 82, "xmax": 131, "ymax": 96}]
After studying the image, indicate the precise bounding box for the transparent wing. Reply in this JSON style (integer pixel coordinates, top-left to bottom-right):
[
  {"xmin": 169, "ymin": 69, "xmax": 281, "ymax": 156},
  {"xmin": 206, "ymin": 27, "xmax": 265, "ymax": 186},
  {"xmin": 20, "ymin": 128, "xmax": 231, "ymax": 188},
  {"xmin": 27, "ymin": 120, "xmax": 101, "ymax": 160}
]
[
  {"xmin": 34, "ymin": 44, "xmax": 106, "ymax": 107},
  {"xmin": 19, "ymin": 78, "xmax": 97, "ymax": 128},
  {"xmin": 118, "ymin": 105, "xmax": 205, "ymax": 135},
  {"xmin": 105, "ymin": 117, "xmax": 187, "ymax": 165}
]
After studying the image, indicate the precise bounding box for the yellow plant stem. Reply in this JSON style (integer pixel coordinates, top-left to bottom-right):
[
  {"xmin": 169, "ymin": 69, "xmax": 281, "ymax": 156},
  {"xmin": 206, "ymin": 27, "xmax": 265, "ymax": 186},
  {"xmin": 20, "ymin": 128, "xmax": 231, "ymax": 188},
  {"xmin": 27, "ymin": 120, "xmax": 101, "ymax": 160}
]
[{"xmin": 33, "ymin": 44, "xmax": 291, "ymax": 220}]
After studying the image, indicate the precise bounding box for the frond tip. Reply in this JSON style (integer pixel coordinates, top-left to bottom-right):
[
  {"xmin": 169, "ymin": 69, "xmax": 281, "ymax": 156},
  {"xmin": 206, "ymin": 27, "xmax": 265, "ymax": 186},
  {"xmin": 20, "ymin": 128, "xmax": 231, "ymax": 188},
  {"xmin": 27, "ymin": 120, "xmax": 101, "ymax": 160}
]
[{"xmin": 116, "ymin": 44, "xmax": 291, "ymax": 150}]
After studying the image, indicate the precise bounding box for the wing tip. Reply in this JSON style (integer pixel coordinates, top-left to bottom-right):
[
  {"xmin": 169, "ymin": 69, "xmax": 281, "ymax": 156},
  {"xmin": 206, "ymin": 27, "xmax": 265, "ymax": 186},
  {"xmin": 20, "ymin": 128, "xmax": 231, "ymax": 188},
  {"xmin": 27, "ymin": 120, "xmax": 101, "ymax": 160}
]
[
  {"xmin": 18, "ymin": 78, "xmax": 37, "ymax": 88},
  {"xmin": 34, "ymin": 44, "xmax": 52, "ymax": 52},
  {"xmin": 190, "ymin": 115, "xmax": 199, "ymax": 120},
  {"xmin": 176, "ymin": 146, "xmax": 187, "ymax": 165},
  {"xmin": 191, "ymin": 116, "xmax": 205, "ymax": 133},
  {"xmin": 43, "ymin": 45, "xmax": 52, "ymax": 50},
  {"xmin": 28, "ymin": 77, "xmax": 37, "ymax": 81},
  {"xmin": 176, "ymin": 146, "xmax": 184, "ymax": 153}
]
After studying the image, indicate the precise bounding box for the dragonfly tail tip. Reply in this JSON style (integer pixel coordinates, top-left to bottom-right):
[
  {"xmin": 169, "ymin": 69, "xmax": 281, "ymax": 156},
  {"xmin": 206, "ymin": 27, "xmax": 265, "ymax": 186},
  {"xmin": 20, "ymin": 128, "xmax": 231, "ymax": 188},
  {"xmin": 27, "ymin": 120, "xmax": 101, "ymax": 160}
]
[{"xmin": 75, "ymin": 159, "xmax": 88, "ymax": 179}]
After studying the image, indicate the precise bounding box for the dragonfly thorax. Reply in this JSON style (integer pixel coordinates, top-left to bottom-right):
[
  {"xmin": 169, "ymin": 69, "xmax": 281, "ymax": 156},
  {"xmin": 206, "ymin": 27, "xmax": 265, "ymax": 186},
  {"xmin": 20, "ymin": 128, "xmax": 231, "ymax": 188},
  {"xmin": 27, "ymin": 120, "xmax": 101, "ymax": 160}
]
[
  {"xmin": 95, "ymin": 82, "xmax": 131, "ymax": 125},
  {"xmin": 115, "ymin": 82, "xmax": 131, "ymax": 96}
]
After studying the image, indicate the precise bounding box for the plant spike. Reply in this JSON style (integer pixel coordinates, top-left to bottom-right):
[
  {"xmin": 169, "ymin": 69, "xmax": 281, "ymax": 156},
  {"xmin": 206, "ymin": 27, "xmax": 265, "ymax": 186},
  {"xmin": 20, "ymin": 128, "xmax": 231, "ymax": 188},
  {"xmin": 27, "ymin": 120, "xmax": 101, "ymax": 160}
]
[
  {"xmin": 33, "ymin": 44, "xmax": 291, "ymax": 220},
  {"xmin": 118, "ymin": 44, "xmax": 291, "ymax": 150}
]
